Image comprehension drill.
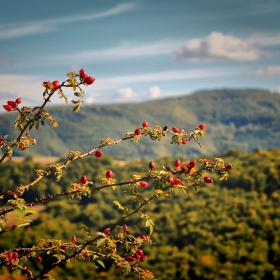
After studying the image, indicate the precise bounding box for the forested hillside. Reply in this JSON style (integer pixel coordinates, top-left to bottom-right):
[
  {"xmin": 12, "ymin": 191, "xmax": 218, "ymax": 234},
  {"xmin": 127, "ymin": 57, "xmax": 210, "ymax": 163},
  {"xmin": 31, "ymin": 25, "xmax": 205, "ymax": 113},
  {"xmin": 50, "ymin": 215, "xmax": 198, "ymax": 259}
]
[
  {"xmin": 1, "ymin": 89, "xmax": 280, "ymax": 159},
  {"xmin": 0, "ymin": 148, "xmax": 279, "ymax": 279}
]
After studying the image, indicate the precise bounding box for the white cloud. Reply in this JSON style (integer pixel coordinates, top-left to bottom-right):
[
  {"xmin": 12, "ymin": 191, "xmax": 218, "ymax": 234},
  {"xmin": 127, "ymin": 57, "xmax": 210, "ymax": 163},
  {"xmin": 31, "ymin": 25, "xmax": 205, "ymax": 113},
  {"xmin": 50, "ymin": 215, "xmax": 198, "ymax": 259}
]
[
  {"xmin": 117, "ymin": 87, "xmax": 139, "ymax": 99},
  {"xmin": 148, "ymin": 86, "xmax": 161, "ymax": 99},
  {"xmin": 0, "ymin": 3, "xmax": 136, "ymax": 40},
  {"xmin": 87, "ymin": 85, "xmax": 163, "ymax": 104},
  {"xmin": 252, "ymin": 66, "xmax": 280, "ymax": 77},
  {"xmin": 172, "ymin": 32, "xmax": 262, "ymax": 61},
  {"xmin": 49, "ymin": 40, "xmax": 182, "ymax": 63},
  {"xmin": 248, "ymin": 33, "xmax": 280, "ymax": 47},
  {"xmin": 0, "ymin": 74, "xmax": 42, "ymax": 97},
  {"xmin": 93, "ymin": 68, "xmax": 235, "ymax": 91}
]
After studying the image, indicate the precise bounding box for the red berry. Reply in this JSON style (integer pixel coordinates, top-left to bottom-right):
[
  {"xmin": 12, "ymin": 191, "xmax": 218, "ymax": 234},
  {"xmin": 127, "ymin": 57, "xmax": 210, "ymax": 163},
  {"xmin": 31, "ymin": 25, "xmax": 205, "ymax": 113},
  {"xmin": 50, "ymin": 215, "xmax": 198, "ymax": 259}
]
[
  {"xmin": 199, "ymin": 123, "xmax": 206, "ymax": 130},
  {"xmin": 182, "ymin": 139, "xmax": 187, "ymax": 144},
  {"xmin": 144, "ymin": 269, "xmax": 150, "ymax": 273},
  {"xmin": 189, "ymin": 161, "xmax": 196, "ymax": 169},
  {"xmin": 225, "ymin": 163, "xmax": 233, "ymax": 170},
  {"xmin": 136, "ymin": 249, "xmax": 144, "ymax": 257},
  {"xmin": 7, "ymin": 100, "xmax": 17, "ymax": 108},
  {"xmin": 3, "ymin": 104, "xmax": 12, "ymax": 111},
  {"xmin": 83, "ymin": 252, "xmax": 90, "ymax": 258},
  {"xmin": 139, "ymin": 181, "xmax": 148, "ymax": 188},
  {"xmin": 84, "ymin": 76, "xmax": 95, "ymax": 85},
  {"xmin": 106, "ymin": 170, "xmax": 113, "ymax": 179},
  {"xmin": 79, "ymin": 69, "xmax": 87, "ymax": 79},
  {"xmin": 141, "ymin": 235, "xmax": 147, "ymax": 241},
  {"xmin": 61, "ymin": 246, "xmax": 67, "ymax": 250},
  {"xmin": 104, "ymin": 227, "xmax": 110, "ymax": 235},
  {"xmin": 149, "ymin": 161, "xmax": 155, "ymax": 169},
  {"xmin": 71, "ymin": 235, "xmax": 77, "ymax": 243},
  {"xmin": 140, "ymin": 255, "xmax": 147, "ymax": 262},
  {"xmin": 179, "ymin": 129, "xmax": 185, "ymax": 133},
  {"xmin": 171, "ymin": 178, "xmax": 181, "ymax": 185},
  {"xmin": 42, "ymin": 81, "xmax": 50, "ymax": 88},
  {"xmin": 35, "ymin": 256, "xmax": 43, "ymax": 263},
  {"xmin": 142, "ymin": 121, "xmax": 148, "ymax": 128},
  {"xmin": 134, "ymin": 128, "xmax": 141, "ymax": 136},
  {"xmin": 123, "ymin": 224, "xmax": 129, "ymax": 232},
  {"xmin": 174, "ymin": 158, "xmax": 181, "ymax": 167},
  {"xmin": 134, "ymin": 253, "xmax": 141, "ymax": 260},
  {"xmin": 80, "ymin": 175, "xmax": 88, "ymax": 184},
  {"xmin": 125, "ymin": 255, "xmax": 135, "ymax": 262},
  {"xmin": 13, "ymin": 252, "xmax": 19, "ymax": 259},
  {"xmin": 172, "ymin": 127, "xmax": 179, "ymax": 133},
  {"xmin": 7, "ymin": 252, "xmax": 13, "ymax": 260},
  {"xmin": 15, "ymin": 98, "xmax": 22, "ymax": 104},
  {"xmin": 204, "ymin": 177, "xmax": 213, "ymax": 183},
  {"xmin": 52, "ymin": 80, "xmax": 60, "ymax": 89},
  {"xmin": 95, "ymin": 150, "xmax": 103, "ymax": 158}
]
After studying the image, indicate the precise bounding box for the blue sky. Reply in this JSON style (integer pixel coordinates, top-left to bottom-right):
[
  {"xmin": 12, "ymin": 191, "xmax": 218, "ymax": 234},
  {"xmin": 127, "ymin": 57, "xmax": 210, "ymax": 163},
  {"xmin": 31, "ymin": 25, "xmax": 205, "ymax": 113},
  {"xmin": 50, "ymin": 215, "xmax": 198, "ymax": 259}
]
[{"xmin": 1, "ymin": 0, "xmax": 280, "ymax": 111}]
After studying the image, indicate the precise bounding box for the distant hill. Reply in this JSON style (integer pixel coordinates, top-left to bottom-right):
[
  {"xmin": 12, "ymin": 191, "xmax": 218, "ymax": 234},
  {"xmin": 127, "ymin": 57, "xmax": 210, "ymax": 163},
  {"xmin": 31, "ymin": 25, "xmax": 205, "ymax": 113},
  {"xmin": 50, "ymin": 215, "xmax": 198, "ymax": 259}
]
[{"xmin": 1, "ymin": 89, "xmax": 280, "ymax": 159}]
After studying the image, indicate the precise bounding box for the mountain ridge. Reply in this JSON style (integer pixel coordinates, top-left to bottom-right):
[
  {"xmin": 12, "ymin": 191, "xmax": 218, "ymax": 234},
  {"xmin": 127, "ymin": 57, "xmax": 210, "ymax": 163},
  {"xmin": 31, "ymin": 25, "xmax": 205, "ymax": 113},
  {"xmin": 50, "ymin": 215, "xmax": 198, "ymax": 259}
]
[{"xmin": 1, "ymin": 88, "xmax": 280, "ymax": 159}]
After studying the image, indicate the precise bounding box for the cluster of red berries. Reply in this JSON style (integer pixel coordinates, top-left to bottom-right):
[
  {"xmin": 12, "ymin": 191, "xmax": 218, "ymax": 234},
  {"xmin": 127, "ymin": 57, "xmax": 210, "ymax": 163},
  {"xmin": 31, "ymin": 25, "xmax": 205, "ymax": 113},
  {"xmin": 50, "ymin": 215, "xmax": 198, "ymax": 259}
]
[
  {"xmin": 79, "ymin": 69, "xmax": 95, "ymax": 85},
  {"xmin": 172, "ymin": 126, "xmax": 188, "ymax": 144},
  {"xmin": 134, "ymin": 121, "xmax": 149, "ymax": 136},
  {"xmin": 42, "ymin": 69, "xmax": 95, "ymax": 92},
  {"xmin": 172, "ymin": 126, "xmax": 185, "ymax": 134},
  {"xmin": 125, "ymin": 248, "xmax": 146, "ymax": 262},
  {"xmin": 3, "ymin": 98, "xmax": 22, "ymax": 111},
  {"xmin": 169, "ymin": 177, "xmax": 181, "ymax": 185},
  {"xmin": 6, "ymin": 251, "xmax": 19, "ymax": 260}
]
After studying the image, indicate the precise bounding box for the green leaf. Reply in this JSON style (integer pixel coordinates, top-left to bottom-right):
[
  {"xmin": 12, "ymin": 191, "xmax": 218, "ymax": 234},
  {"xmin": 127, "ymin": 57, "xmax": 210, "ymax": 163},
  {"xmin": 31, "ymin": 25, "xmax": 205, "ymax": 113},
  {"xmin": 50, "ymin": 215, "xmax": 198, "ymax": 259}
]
[
  {"xmin": 74, "ymin": 92, "xmax": 82, "ymax": 97},
  {"xmin": 96, "ymin": 238, "xmax": 105, "ymax": 248},
  {"xmin": 24, "ymin": 209, "xmax": 37, "ymax": 215},
  {"xmin": 73, "ymin": 104, "xmax": 80, "ymax": 113},
  {"xmin": 22, "ymin": 219, "xmax": 33, "ymax": 223},
  {"xmin": 14, "ymin": 209, "xmax": 25, "ymax": 214},
  {"xmin": 16, "ymin": 223, "xmax": 30, "ymax": 228},
  {"xmin": 96, "ymin": 259, "xmax": 105, "ymax": 268}
]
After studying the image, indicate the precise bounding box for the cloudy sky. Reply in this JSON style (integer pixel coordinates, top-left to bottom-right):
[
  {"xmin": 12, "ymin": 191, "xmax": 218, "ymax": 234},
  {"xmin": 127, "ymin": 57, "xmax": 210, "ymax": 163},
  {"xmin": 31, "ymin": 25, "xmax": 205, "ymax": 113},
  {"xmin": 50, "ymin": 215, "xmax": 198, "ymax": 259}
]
[{"xmin": 1, "ymin": 0, "xmax": 280, "ymax": 111}]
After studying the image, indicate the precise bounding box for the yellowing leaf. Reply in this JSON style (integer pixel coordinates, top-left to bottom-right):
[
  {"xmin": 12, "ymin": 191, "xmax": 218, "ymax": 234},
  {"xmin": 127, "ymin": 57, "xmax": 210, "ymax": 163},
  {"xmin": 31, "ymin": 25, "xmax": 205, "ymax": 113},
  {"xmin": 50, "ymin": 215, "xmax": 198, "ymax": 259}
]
[
  {"xmin": 96, "ymin": 238, "xmax": 105, "ymax": 248},
  {"xmin": 52, "ymin": 122, "xmax": 58, "ymax": 129},
  {"xmin": 96, "ymin": 259, "xmax": 105, "ymax": 268},
  {"xmin": 155, "ymin": 189, "xmax": 164, "ymax": 196},
  {"xmin": 200, "ymin": 130, "xmax": 205, "ymax": 137},
  {"xmin": 73, "ymin": 104, "xmax": 80, "ymax": 113}
]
